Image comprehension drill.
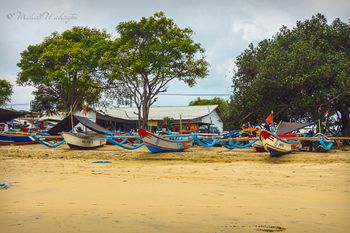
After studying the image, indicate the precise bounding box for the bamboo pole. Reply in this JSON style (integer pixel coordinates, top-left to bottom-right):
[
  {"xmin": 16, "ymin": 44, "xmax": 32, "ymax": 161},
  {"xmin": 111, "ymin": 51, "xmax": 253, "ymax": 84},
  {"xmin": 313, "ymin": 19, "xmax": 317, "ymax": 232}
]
[
  {"xmin": 179, "ymin": 114, "xmax": 182, "ymax": 132},
  {"xmin": 70, "ymin": 105, "xmax": 74, "ymax": 132}
]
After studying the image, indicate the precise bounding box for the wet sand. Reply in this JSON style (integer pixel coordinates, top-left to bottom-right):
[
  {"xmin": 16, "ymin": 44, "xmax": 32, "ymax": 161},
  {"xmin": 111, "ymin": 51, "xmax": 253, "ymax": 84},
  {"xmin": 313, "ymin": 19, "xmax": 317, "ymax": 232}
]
[{"xmin": 1, "ymin": 144, "xmax": 350, "ymax": 233}]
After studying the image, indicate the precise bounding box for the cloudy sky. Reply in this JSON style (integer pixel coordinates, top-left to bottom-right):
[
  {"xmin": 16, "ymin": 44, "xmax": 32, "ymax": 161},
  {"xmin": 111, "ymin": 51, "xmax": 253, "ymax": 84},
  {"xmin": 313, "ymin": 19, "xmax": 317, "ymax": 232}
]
[{"xmin": 1, "ymin": 0, "xmax": 349, "ymax": 110}]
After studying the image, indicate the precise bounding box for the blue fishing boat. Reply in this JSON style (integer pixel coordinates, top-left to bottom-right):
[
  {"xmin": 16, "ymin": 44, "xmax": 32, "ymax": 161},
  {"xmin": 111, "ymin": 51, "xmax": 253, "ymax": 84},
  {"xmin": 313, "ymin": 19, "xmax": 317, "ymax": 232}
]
[{"xmin": 0, "ymin": 133, "xmax": 36, "ymax": 145}]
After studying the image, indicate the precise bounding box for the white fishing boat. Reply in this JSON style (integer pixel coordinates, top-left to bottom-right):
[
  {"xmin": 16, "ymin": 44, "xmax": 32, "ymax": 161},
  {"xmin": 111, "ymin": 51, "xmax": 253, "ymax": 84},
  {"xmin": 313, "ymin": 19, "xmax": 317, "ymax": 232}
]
[
  {"xmin": 138, "ymin": 128, "xmax": 193, "ymax": 153},
  {"xmin": 61, "ymin": 132, "xmax": 106, "ymax": 150},
  {"xmin": 259, "ymin": 130, "xmax": 299, "ymax": 156}
]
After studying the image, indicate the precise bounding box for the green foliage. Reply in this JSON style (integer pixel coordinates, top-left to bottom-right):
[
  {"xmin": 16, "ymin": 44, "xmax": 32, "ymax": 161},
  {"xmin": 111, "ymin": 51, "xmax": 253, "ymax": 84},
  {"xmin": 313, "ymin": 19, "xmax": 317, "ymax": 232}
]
[
  {"xmin": 230, "ymin": 14, "xmax": 350, "ymax": 134},
  {"xmin": 30, "ymin": 85, "xmax": 63, "ymax": 115},
  {"xmin": 0, "ymin": 79, "xmax": 13, "ymax": 106},
  {"xmin": 189, "ymin": 97, "xmax": 231, "ymax": 130},
  {"xmin": 101, "ymin": 12, "xmax": 208, "ymax": 127},
  {"xmin": 162, "ymin": 116, "xmax": 174, "ymax": 130},
  {"xmin": 17, "ymin": 26, "xmax": 112, "ymax": 114}
]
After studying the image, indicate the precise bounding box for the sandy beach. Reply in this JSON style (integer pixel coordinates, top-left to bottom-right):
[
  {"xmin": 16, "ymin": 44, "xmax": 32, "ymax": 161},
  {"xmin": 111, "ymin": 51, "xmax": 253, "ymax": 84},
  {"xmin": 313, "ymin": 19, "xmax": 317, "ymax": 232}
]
[{"xmin": 1, "ymin": 144, "xmax": 350, "ymax": 233}]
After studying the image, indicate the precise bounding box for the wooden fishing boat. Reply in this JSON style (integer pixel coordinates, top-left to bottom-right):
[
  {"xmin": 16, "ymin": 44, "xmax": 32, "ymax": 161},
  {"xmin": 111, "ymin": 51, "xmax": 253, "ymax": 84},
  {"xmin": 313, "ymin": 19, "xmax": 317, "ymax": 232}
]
[
  {"xmin": 0, "ymin": 133, "xmax": 63, "ymax": 146},
  {"xmin": 252, "ymin": 140, "xmax": 266, "ymax": 152},
  {"xmin": 61, "ymin": 132, "xmax": 106, "ymax": 150},
  {"xmin": 0, "ymin": 133, "xmax": 37, "ymax": 145},
  {"xmin": 259, "ymin": 130, "xmax": 299, "ymax": 156},
  {"xmin": 138, "ymin": 128, "xmax": 193, "ymax": 153}
]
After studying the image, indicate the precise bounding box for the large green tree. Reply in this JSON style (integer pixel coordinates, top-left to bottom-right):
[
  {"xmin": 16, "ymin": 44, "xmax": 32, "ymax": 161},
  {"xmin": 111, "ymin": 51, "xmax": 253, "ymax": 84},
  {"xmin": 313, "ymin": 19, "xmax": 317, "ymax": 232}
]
[
  {"xmin": 17, "ymin": 26, "xmax": 114, "ymax": 114},
  {"xmin": 189, "ymin": 97, "xmax": 231, "ymax": 130},
  {"xmin": 0, "ymin": 79, "xmax": 13, "ymax": 107},
  {"xmin": 30, "ymin": 85, "xmax": 63, "ymax": 115},
  {"xmin": 231, "ymin": 14, "xmax": 350, "ymax": 134},
  {"xmin": 101, "ymin": 12, "xmax": 208, "ymax": 128}
]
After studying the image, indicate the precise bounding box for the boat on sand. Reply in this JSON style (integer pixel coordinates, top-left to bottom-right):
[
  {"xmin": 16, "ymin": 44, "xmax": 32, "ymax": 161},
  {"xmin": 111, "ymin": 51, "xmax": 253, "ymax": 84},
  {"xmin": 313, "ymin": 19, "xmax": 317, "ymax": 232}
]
[
  {"xmin": 61, "ymin": 132, "xmax": 106, "ymax": 150},
  {"xmin": 259, "ymin": 130, "xmax": 299, "ymax": 156},
  {"xmin": 138, "ymin": 128, "xmax": 193, "ymax": 153}
]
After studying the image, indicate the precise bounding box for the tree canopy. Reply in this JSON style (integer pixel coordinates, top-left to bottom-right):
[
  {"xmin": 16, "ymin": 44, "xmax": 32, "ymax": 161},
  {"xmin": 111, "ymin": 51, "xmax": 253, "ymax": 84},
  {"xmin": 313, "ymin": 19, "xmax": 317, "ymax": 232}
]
[
  {"xmin": 230, "ymin": 14, "xmax": 350, "ymax": 134},
  {"xmin": 0, "ymin": 79, "xmax": 13, "ymax": 107},
  {"xmin": 17, "ymin": 26, "xmax": 114, "ymax": 115},
  {"xmin": 189, "ymin": 97, "xmax": 231, "ymax": 130},
  {"xmin": 101, "ymin": 12, "xmax": 208, "ymax": 128}
]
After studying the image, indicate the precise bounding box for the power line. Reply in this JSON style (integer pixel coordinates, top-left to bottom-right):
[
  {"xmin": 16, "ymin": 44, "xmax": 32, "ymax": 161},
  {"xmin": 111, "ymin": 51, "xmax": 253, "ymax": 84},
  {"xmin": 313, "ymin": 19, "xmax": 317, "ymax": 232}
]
[{"xmin": 7, "ymin": 103, "xmax": 30, "ymax": 106}]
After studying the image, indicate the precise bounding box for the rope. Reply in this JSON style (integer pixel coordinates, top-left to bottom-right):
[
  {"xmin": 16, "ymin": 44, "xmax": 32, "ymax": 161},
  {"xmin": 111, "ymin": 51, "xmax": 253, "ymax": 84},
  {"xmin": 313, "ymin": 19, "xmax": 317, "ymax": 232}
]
[
  {"xmin": 106, "ymin": 136, "xmax": 144, "ymax": 150},
  {"xmin": 220, "ymin": 139, "xmax": 256, "ymax": 150},
  {"xmin": 192, "ymin": 134, "xmax": 220, "ymax": 148},
  {"xmin": 31, "ymin": 134, "xmax": 66, "ymax": 148}
]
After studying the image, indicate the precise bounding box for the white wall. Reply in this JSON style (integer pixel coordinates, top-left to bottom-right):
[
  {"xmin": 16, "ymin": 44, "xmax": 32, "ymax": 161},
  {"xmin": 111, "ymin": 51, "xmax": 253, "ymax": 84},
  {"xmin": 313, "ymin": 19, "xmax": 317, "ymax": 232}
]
[{"xmin": 202, "ymin": 110, "xmax": 223, "ymax": 132}]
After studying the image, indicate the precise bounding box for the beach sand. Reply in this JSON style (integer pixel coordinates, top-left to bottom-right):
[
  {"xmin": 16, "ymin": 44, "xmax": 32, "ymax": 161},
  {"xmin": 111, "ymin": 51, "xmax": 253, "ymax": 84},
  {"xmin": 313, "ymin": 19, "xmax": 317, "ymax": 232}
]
[{"xmin": 0, "ymin": 144, "xmax": 350, "ymax": 233}]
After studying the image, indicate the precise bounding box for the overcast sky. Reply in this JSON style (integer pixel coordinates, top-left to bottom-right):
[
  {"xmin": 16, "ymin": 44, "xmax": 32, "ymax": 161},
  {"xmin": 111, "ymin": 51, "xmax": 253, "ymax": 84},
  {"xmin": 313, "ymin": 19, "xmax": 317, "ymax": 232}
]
[{"xmin": 1, "ymin": 0, "xmax": 349, "ymax": 110}]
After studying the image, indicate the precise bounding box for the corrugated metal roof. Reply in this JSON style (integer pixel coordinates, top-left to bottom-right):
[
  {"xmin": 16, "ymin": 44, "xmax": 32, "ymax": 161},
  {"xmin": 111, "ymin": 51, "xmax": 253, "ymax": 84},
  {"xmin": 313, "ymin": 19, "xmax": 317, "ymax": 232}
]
[
  {"xmin": 38, "ymin": 113, "xmax": 65, "ymax": 121},
  {"xmin": 98, "ymin": 105, "xmax": 219, "ymax": 121}
]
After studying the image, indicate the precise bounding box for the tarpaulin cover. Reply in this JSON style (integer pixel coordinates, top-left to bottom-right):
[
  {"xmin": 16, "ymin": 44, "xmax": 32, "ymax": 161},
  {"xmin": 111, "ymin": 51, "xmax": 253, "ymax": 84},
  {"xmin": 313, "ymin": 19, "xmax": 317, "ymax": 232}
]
[
  {"xmin": 48, "ymin": 115, "xmax": 112, "ymax": 135},
  {"xmin": 276, "ymin": 121, "xmax": 317, "ymax": 134},
  {"xmin": 0, "ymin": 108, "xmax": 27, "ymax": 122}
]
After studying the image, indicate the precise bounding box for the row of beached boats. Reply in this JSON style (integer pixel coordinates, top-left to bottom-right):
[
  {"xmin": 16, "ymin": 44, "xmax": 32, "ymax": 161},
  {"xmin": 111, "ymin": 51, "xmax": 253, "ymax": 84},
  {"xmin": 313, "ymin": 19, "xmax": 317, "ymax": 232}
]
[
  {"xmin": 0, "ymin": 126, "xmax": 346, "ymax": 157},
  {"xmin": 1, "ymin": 114, "xmax": 349, "ymax": 157}
]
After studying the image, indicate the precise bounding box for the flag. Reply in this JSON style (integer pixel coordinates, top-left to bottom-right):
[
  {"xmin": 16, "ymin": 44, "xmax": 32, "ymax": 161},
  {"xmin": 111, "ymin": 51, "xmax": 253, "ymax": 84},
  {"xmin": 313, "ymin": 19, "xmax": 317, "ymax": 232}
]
[
  {"xmin": 161, "ymin": 121, "xmax": 167, "ymax": 127},
  {"xmin": 265, "ymin": 111, "xmax": 273, "ymax": 124},
  {"xmin": 324, "ymin": 111, "xmax": 329, "ymax": 118},
  {"xmin": 186, "ymin": 119, "xmax": 191, "ymax": 130},
  {"xmin": 83, "ymin": 105, "xmax": 87, "ymax": 117}
]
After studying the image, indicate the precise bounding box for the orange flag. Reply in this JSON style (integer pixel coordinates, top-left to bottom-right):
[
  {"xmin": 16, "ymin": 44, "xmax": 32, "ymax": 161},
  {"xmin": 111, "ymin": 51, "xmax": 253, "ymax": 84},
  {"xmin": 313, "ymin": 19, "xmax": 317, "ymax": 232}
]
[{"xmin": 265, "ymin": 111, "xmax": 273, "ymax": 123}]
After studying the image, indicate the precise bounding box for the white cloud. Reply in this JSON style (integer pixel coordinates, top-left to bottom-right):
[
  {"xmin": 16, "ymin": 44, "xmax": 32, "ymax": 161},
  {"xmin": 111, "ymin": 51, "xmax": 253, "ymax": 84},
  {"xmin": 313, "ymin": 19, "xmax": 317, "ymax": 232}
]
[{"xmin": 231, "ymin": 2, "xmax": 294, "ymax": 43}]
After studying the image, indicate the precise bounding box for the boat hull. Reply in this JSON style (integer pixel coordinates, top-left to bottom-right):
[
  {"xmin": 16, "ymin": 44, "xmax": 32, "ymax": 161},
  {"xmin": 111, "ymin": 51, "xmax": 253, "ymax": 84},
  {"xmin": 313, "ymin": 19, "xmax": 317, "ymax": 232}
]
[
  {"xmin": 61, "ymin": 132, "xmax": 106, "ymax": 150},
  {"xmin": 0, "ymin": 133, "xmax": 37, "ymax": 145},
  {"xmin": 138, "ymin": 128, "xmax": 193, "ymax": 153},
  {"xmin": 252, "ymin": 140, "xmax": 266, "ymax": 152},
  {"xmin": 259, "ymin": 130, "xmax": 298, "ymax": 157}
]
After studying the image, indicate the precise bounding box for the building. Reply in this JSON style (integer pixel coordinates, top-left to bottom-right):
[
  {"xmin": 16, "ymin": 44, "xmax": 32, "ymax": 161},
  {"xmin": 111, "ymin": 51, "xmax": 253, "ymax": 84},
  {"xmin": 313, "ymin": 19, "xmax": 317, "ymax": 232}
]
[
  {"xmin": 38, "ymin": 105, "xmax": 224, "ymax": 133},
  {"xmin": 79, "ymin": 105, "xmax": 223, "ymax": 133},
  {"xmin": 0, "ymin": 108, "xmax": 42, "ymax": 130}
]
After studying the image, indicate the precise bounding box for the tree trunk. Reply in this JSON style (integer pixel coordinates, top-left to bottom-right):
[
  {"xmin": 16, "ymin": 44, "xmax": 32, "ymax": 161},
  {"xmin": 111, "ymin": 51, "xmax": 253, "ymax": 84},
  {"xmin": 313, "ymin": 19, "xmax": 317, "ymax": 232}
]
[
  {"xmin": 340, "ymin": 110, "xmax": 350, "ymax": 136},
  {"xmin": 141, "ymin": 101, "xmax": 149, "ymax": 129},
  {"xmin": 137, "ymin": 109, "xmax": 141, "ymax": 129},
  {"xmin": 141, "ymin": 112, "xmax": 148, "ymax": 129}
]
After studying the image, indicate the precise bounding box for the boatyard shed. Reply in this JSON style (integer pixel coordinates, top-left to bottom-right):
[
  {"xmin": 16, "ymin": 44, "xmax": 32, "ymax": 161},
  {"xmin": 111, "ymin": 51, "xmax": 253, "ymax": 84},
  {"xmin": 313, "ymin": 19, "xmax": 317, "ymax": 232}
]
[
  {"xmin": 95, "ymin": 105, "xmax": 223, "ymax": 133},
  {"xmin": 39, "ymin": 105, "xmax": 223, "ymax": 133}
]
